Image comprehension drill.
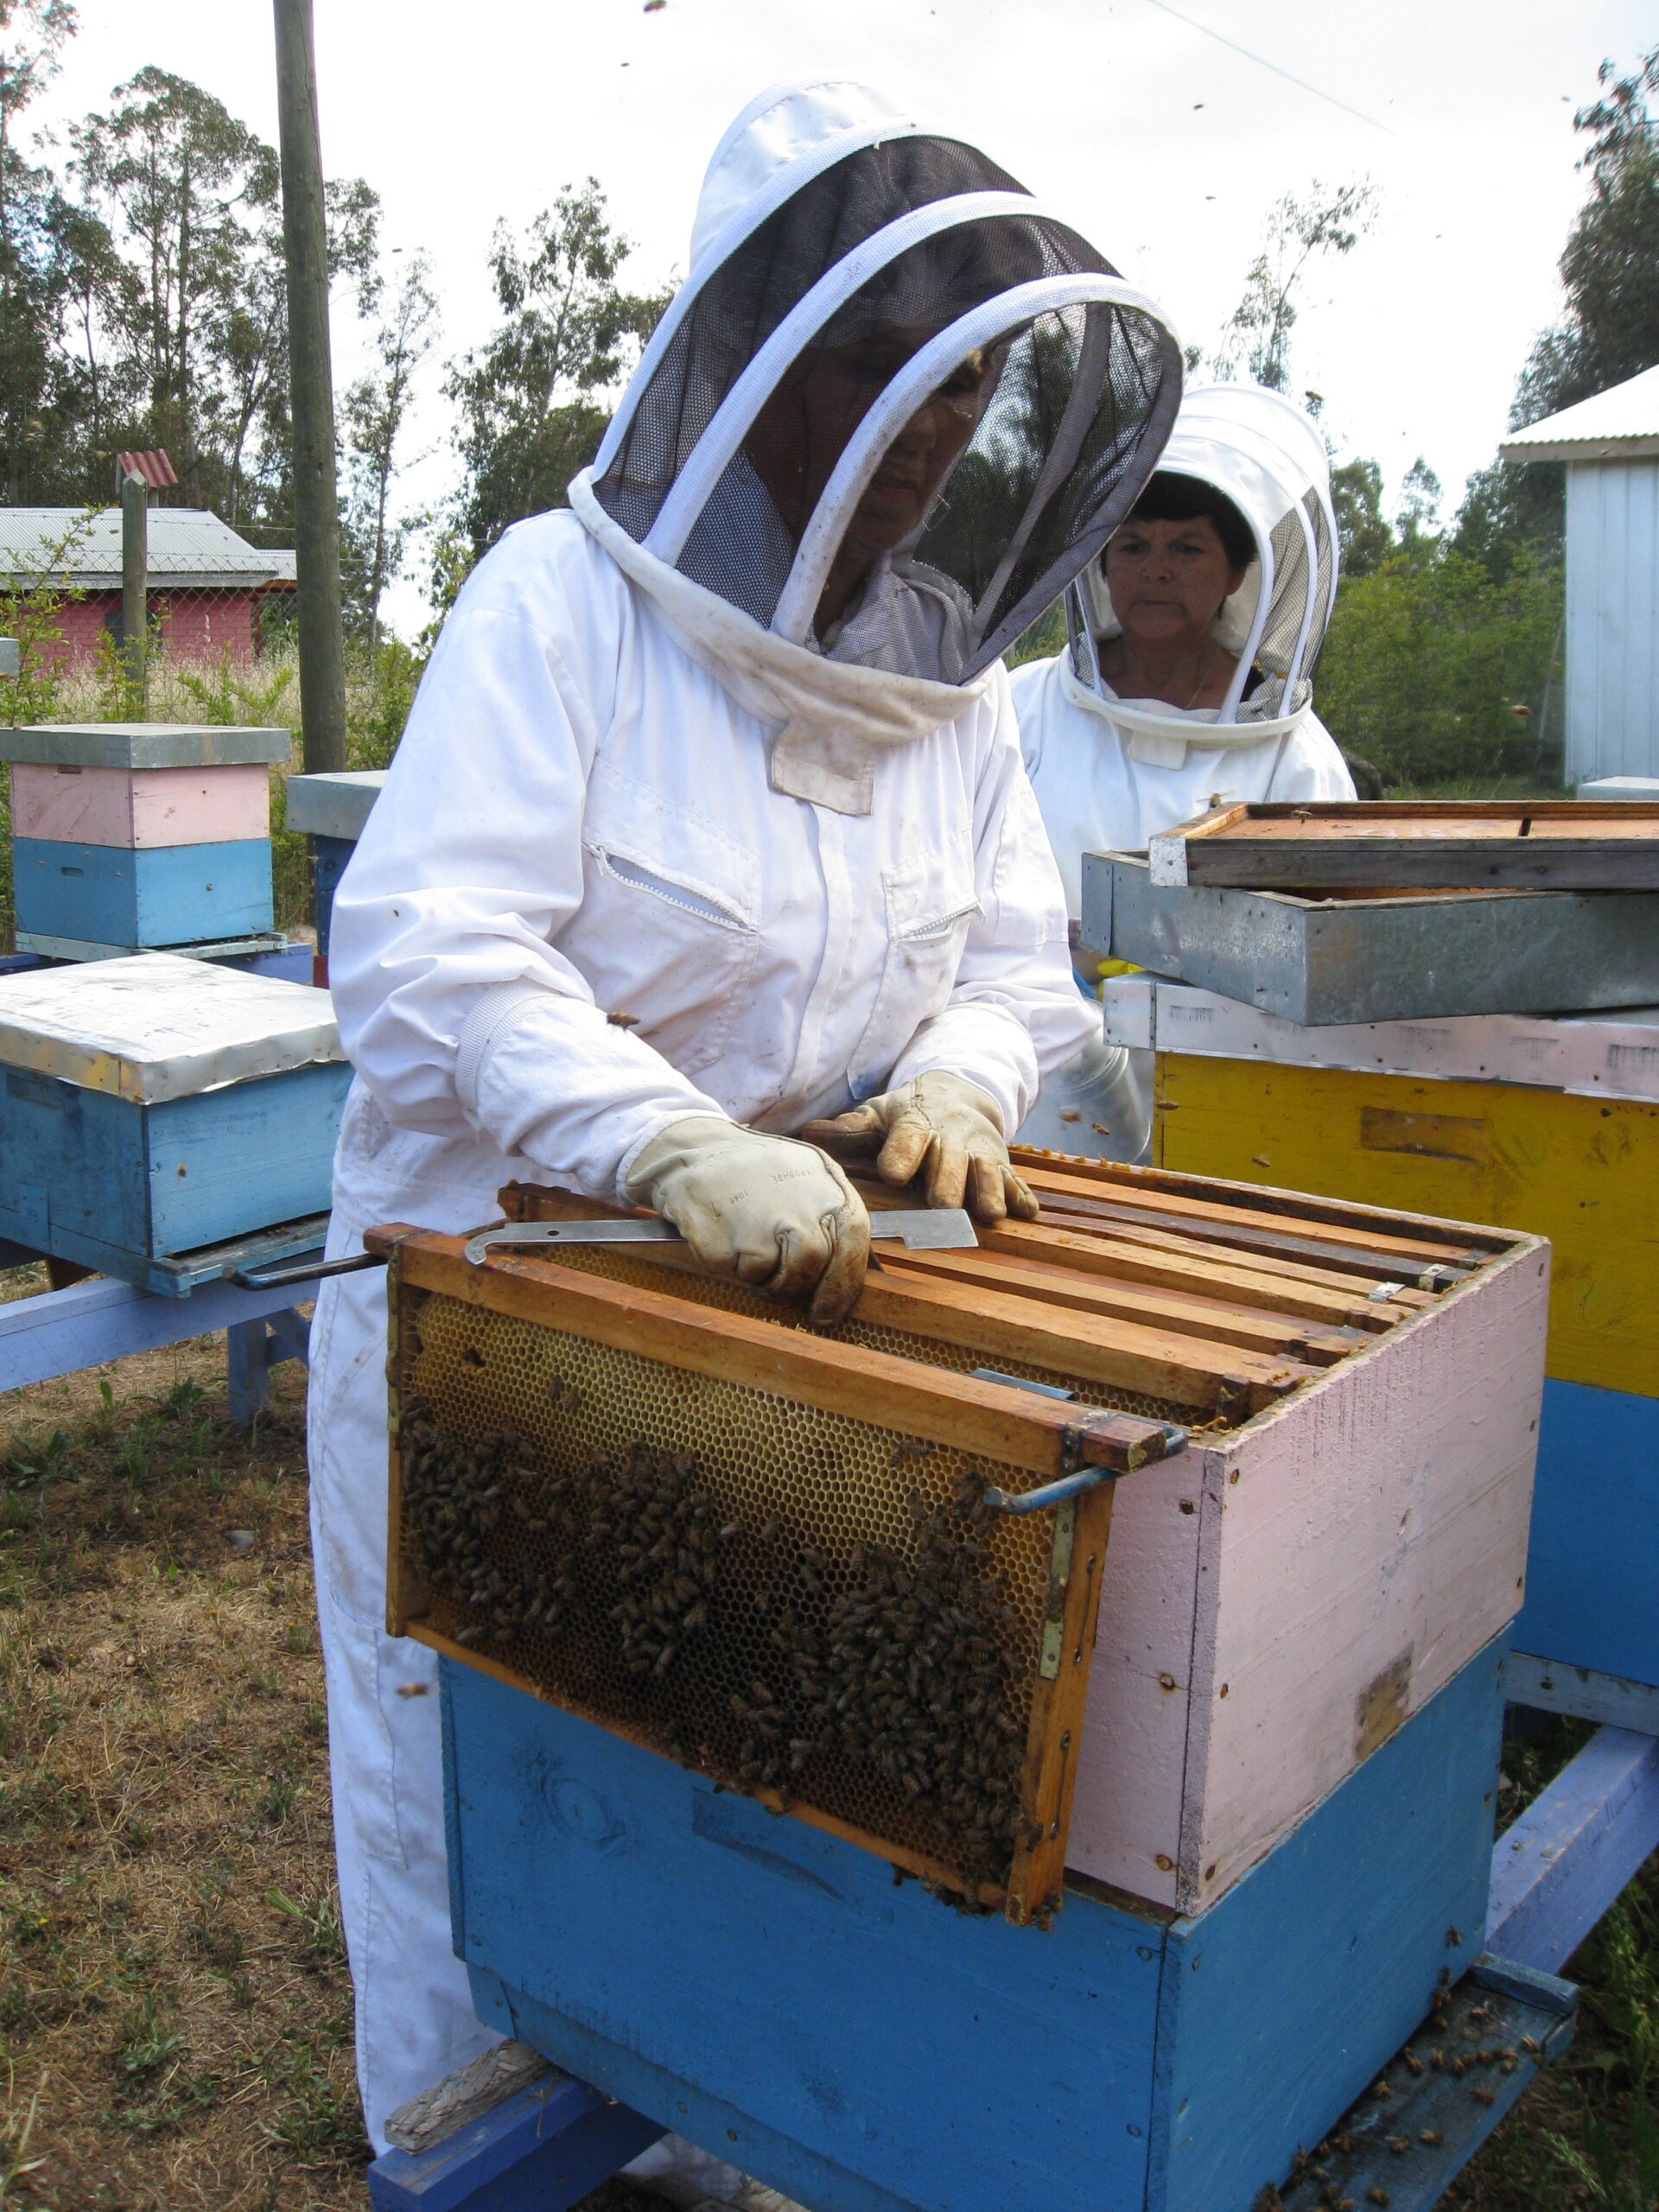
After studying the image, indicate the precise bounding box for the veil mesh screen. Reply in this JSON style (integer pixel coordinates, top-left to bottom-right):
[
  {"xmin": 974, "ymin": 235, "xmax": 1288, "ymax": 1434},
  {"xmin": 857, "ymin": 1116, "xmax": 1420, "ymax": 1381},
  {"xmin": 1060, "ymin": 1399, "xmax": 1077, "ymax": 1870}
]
[{"xmin": 590, "ymin": 134, "xmax": 1178, "ymax": 677}]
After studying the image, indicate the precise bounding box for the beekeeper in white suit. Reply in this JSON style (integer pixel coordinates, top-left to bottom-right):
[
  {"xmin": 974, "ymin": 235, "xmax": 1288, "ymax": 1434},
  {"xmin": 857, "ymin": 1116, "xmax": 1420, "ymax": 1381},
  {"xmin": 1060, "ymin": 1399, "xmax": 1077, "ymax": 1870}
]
[
  {"xmin": 1011, "ymin": 382, "xmax": 1355, "ymax": 1158},
  {"xmin": 308, "ymin": 76, "xmax": 1180, "ymax": 2203}
]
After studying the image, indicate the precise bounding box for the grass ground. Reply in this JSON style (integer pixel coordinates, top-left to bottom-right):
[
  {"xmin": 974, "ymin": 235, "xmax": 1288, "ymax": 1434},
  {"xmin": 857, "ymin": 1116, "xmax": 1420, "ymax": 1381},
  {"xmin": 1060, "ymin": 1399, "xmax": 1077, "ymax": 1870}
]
[{"xmin": 1, "ymin": 1298, "xmax": 1655, "ymax": 2212}]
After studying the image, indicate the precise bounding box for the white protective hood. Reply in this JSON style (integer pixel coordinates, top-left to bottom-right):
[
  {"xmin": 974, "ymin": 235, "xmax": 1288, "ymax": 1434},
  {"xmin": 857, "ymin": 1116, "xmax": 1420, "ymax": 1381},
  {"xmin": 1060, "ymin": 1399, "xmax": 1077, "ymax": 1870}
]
[
  {"xmin": 1067, "ymin": 381, "xmax": 1339, "ymax": 770},
  {"xmin": 572, "ymin": 77, "xmax": 1183, "ymax": 813}
]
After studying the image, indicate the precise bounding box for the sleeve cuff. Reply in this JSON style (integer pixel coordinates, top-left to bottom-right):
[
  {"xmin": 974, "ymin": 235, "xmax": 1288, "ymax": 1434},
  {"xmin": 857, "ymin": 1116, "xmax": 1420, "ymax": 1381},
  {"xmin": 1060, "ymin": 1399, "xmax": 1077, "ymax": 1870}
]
[{"xmin": 454, "ymin": 978, "xmax": 557, "ymax": 1116}]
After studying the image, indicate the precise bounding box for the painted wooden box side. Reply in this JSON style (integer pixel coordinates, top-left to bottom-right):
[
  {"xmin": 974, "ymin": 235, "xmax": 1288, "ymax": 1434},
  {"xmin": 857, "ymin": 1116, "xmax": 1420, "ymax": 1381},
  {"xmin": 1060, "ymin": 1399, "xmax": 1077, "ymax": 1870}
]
[
  {"xmin": 1185, "ymin": 1243, "xmax": 1544, "ymax": 1910},
  {"xmin": 312, "ymin": 836, "xmax": 355, "ymax": 956},
  {"xmin": 442, "ymin": 1662, "xmax": 1163, "ymax": 2212},
  {"xmin": 1065, "ymin": 1241, "xmax": 1545, "ymax": 1910},
  {"xmin": 1152, "ymin": 1638, "xmax": 1504, "ymax": 2212},
  {"xmin": 10, "ymin": 761, "xmax": 270, "ymax": 848},
  {"xmin": 1515, "ymin": 1380, "xmax": 1659, "ymax": 1685},
  {"xmin": 12, "ymin": 836, "xmax": 275, "ymax": 945},
  {"xmin": 145, "ymin": 1063, "xmax": 352, "ymax": 1249},
  {"xmin": 439, "ymin": 1642, "xmax": 1503, "ymax": 2212},
  {"xmin": 0, "ymin": 1061, "xmax": 350, "ymax": 1260},
  {"xmin": 1065, "ymin": 1452, "xmax": 1201, "ymax": 1909},
  {"xmin": 1153, "ymin": 1052, "xmax": 1659, "ymax": 1396}
]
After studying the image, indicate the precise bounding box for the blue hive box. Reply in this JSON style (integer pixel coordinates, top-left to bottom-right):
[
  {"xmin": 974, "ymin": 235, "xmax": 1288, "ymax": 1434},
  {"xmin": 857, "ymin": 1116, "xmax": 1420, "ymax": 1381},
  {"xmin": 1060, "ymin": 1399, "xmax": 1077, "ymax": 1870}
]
[
  {"xmin": 12, "ymin": 836, "xmax": 275, "ymax": 950},
  {"xmin": 441, "ymin": 1637, "xmax": 1512, "ymax": 2212},
  {"xmin": 0, "ymin": 953, "xmax": 349, "ymax": 1292}
]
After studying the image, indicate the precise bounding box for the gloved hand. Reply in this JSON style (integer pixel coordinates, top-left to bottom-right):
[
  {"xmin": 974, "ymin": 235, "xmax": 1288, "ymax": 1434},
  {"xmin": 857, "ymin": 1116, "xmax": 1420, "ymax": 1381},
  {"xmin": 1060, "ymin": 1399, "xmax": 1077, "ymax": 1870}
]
[
  {"xmin": 801, "ymin": 1071, "xmax": 1039, "ymax": 1223},
  {"xmin": 624, "ymin": 1117, "xmax": 869, "ymax": 1326}
]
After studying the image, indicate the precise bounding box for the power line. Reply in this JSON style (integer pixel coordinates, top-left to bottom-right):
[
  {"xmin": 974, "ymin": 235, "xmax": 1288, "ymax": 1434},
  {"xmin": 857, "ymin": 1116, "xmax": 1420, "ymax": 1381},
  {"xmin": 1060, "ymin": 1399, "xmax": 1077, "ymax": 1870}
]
[{"xmin": 1141, "ymin": 0, "xmax": 1395, "ymax": 135}]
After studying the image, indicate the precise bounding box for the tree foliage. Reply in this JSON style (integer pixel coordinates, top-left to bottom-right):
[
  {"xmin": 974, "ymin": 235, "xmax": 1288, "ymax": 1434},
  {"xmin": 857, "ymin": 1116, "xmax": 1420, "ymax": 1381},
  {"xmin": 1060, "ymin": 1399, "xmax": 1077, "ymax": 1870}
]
[
  {"xmin": 1318, "ymin": 544, "xmax": 1561, "ymax": 785},
  {"xmin": 1466, "ymin": 44, "xmax": 1659, "ymax": 577},
  {"xmin": 1329, "ymin": 456, "xmax": 1390, "ymax": 579},
  {"xmin": 341, "ymin": 250, "xmax": 439, "ymax": 649},
  {"xmin": 445, "ymin": 181, "xmax": 671, "ymax": 565},
  {"xmin": 1516, "ymin": 45, "xmax": 1659, "ymax": 423},
  {"xmin": 1211, "ymin": 181, "xmax": 1376, "ymax": 396},
  {"xmin": 0, "ymin": 12, "xmax": 378, "ymax": 531}
]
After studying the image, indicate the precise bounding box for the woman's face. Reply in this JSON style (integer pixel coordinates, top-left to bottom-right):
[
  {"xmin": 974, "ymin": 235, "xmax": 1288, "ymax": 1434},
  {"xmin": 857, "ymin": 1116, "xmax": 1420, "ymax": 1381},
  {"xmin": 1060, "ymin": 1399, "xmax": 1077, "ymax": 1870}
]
[
  {"xmin": 1103, "ymin": 512, "xmax": 1246, "ymax": 644},
  {"xmin": 747, "ymin": 338, "xmax": 991, "ymax": 559}
]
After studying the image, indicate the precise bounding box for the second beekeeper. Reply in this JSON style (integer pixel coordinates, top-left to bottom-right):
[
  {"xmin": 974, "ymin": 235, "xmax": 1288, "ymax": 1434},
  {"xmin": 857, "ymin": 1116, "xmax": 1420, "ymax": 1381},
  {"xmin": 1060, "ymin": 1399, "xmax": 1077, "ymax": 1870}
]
[
  {"xmin": 307, "ymin": 74, "xmax": 1181, "ymax": 2193},
  {"xmin": 1012, "ymin": 381, "xmax": 1356, "ymax": 1156}
]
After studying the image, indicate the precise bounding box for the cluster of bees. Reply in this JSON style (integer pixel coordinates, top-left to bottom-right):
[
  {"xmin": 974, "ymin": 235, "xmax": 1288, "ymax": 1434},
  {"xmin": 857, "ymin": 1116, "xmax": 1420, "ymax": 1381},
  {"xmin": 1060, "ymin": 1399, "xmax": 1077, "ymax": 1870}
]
[
  {"xmin": 400, "ymin": 1403, "xmax": 1030, "ymax": 1882},
  {"xmin": 401, "ymin": 1406, "xmax": 728, "ymax": 1669},
  {"xmin": 588, "ymin": 1440, "xmax": 731, "ymax": 1678},
  {"xmin": 400, "ymin": 1401, "xmax": 580, "ymax": 1647},
  {"xmin": 733, "ymin": 1475, "xmax": 1028, "ymax": 1875}
]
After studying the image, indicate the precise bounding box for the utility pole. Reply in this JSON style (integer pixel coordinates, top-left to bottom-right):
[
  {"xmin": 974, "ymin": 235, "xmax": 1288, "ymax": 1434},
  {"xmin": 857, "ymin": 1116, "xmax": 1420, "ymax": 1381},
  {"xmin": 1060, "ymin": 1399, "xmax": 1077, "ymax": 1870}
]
[
  {"xmin": 273, "ymin": 0, "xmax": 347, "ymax": 772},
  {"xmin": 120, "ymin": 470, "xmax": 149, "ymax": 715}
]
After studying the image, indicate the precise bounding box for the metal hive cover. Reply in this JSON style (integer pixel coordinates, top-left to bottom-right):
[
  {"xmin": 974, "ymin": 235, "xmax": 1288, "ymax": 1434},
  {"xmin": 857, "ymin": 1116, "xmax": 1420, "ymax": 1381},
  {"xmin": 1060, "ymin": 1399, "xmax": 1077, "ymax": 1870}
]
[
  {"xmin": 0, "ymin": 951, "xmax": 342, "ymax": 1102},
  {"xmin": 0, "ymin": 723, "xmax": 290, "ymax": 769},
  {"xmin": 282, "ymin": 769, "xmax": 386, "ymax": 842}
]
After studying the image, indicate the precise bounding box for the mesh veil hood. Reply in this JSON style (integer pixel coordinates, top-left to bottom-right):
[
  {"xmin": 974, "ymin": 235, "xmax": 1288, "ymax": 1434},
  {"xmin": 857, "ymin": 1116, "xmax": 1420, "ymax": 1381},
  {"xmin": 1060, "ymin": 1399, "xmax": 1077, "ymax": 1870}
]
[
  {"xmin": 567, "ymin": 77, "xmax": 1182, "ymax": 811},
  {"xmin": 1067, "ymin": 382, "xmax": 1340, "ymax": 761}
]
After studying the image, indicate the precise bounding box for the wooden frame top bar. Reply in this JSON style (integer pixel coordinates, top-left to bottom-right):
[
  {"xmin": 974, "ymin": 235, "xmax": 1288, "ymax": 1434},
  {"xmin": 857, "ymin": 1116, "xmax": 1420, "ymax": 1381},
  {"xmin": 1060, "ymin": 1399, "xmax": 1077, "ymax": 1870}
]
[{"xmin": 1147, "ymin": 801, "xmax": 1659, "ymax": 893}]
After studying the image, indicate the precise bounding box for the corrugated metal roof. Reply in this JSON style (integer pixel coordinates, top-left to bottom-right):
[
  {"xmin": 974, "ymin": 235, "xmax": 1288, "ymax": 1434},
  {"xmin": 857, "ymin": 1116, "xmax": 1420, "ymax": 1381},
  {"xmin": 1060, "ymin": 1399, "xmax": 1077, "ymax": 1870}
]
[
  {"xmin": 1500, "ymin": 365, "xmax": 1659, "ymax": 463},
  {"xmin": 0, "ymin": 506, "xmax": 296, "ymax": 588}
]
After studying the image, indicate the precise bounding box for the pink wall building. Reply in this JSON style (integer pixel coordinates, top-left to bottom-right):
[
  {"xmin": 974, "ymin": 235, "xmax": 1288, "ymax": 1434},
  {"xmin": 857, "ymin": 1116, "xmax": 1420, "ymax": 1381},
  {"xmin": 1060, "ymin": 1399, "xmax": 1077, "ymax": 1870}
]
[{"xmin": 0, "ymin": 507, "xmax": 296, "ymax": 669}]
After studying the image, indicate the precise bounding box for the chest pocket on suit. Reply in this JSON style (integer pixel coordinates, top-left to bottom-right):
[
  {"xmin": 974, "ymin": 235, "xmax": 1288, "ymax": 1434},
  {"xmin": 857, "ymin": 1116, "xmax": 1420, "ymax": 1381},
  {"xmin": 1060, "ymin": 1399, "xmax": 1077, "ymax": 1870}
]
[
  {"xmin": 578, "ymin": 791, "xmax": 760, "ymax": 1077},
  {"xmin": 849, "ymin": 861, "xmax": 981, "ymax": 1099}
]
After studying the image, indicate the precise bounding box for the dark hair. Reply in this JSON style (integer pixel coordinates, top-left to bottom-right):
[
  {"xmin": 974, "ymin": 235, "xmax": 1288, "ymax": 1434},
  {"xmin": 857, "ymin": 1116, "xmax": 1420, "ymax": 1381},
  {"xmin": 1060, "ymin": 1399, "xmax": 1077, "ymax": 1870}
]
[{"xmin": 1118, "ymin": 471, "xmax": 1255, "ymax": 575}]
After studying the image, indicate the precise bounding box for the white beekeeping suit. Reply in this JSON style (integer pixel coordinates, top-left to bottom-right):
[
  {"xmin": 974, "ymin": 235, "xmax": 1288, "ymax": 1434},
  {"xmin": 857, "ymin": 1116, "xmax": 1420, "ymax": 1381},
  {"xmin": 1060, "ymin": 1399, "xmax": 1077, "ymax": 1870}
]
[
  {"xmin": 306, "ymin": 77, "xmax": 1180, "ymax": 2192},
  {"xmin": 1012, "ymin": 383, "xmax": 1354, "ymax": 1159}
]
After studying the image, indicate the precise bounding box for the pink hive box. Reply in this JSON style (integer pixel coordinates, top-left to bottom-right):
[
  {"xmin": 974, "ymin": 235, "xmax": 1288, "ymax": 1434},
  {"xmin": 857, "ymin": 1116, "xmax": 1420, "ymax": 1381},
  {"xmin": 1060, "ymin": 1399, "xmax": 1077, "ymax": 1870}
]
[{"xmin": 10, "ymin": 760, "xmax": 271, "ymax": 849}]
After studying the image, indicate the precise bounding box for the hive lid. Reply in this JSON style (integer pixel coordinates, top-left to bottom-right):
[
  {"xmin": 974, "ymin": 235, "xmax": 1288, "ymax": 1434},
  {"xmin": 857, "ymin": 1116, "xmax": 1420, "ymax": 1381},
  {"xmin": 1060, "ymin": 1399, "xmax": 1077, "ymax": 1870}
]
[
  {"xmin": 0, "ymin": 951, "xmax": 343, "ymax": 1102},
  {"xmin": 283, "ymin": 768, "xmax": 386, "ymax": 841},
  {"xmin": 0, "ymin": 723, "xmax": 290, "ymax": 770}
]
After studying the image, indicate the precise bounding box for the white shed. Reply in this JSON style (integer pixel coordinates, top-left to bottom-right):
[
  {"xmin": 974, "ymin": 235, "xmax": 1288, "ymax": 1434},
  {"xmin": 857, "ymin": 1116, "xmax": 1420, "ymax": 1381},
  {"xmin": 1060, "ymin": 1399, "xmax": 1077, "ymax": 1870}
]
[{"xmin": 1501, "ymin": 365, "xmax": 1659, "ymax": 786}]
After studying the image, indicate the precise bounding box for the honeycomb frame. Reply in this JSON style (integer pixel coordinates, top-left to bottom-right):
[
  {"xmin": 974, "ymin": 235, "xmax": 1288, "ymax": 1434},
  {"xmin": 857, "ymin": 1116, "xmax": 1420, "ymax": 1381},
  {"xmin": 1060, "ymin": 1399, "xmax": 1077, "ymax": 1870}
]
[{"xmin": 381, "ymin": 1231, "xmax": 1132, "ymax": 1924}]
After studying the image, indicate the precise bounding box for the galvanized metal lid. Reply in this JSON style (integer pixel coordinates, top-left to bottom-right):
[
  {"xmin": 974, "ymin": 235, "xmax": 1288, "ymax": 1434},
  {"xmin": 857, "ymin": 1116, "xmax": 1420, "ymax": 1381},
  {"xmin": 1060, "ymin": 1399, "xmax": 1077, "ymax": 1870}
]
[
  {"xmin": 283, "ymin": 769, "xmax": 386, "ymax": 841},
  {"xmin": 0, "ymin": 951, "xmax": 342, "ymax": 1103},
  {"xmin": 0, "ymin": 723, "xmax": 291, "ymax": 770}
]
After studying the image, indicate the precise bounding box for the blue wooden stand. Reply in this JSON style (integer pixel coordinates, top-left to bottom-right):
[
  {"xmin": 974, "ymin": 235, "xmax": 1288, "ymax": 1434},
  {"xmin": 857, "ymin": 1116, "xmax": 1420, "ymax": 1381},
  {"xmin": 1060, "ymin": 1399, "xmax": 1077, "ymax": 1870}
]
[
  {"xmin": 366, "ymin": 2070, "xmax": 663, "ymax": 2212},
  {"xmin": 416, "ymin": 1639, "xmax": 1511, "ymax": 2212},
  {"xmin": 0, "ymin": 1256, "xmax": 320, "ymax": 1426}
]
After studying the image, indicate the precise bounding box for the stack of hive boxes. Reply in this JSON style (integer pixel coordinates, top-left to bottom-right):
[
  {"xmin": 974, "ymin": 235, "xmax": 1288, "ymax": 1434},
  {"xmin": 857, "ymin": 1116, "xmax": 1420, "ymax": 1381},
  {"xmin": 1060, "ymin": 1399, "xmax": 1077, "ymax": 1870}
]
[
  {"xmin": 3, "ymin": 721, "xmax": 289, "ymax": 961},
  {"xmin": 399, "ymin": 1157, "xmax": 1554, "ymax": 2212}
]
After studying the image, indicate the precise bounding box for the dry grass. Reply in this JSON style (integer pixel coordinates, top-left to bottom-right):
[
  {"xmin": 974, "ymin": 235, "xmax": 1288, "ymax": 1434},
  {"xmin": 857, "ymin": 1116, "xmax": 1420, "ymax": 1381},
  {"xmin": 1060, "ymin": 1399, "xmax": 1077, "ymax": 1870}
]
[
  {"xmin": 0, "ymin": 1300, "xmax": 1654, "ymax": 2212},
  {"xmin": 0, "ymin": 1317, "xmax": 360, "ymax": 2212}
]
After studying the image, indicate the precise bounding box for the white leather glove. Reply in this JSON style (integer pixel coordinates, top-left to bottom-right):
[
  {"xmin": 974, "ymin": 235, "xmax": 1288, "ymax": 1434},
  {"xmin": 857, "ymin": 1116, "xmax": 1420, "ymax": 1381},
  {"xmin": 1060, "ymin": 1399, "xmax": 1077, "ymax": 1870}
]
[
  {"xmin": 624, "ymin": 1117, "xmax": 869, "ymax": 1326},
  {"xmin": 802, "ymin": 1071, "xmax": 1039, "ymax": 1223}
]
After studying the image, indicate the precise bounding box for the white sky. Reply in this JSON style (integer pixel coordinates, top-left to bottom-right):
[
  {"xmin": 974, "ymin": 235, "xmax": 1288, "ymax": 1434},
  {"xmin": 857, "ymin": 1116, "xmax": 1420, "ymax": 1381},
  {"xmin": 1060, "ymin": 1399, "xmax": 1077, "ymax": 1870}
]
[{"xmin": 32, "ymin": 0, "xmax": 1658, "ymax": 635}]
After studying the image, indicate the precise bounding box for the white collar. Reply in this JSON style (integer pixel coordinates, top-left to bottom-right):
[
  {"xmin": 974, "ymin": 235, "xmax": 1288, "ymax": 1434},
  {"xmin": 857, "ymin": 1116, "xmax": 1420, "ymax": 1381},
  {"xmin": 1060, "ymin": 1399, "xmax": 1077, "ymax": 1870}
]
[
  {"xmin": 1058, "ymin": 652, "xmax": 1312, "ymax": 770},
  {"xmin": 572, "ymin": 470, "xmax": 994, "ymax": 815}
]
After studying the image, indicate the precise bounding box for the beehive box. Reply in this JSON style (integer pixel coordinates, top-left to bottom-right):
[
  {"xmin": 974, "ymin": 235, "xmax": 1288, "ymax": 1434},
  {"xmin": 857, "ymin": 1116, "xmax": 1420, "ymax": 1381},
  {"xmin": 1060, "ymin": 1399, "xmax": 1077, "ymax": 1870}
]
[
  {"xmin": 3, "ymin": 723, "xmax": 287, "ymax": 956},
  {"xmin": 1109, "ymin": 972, "xmax": 1659, "ymax": 1697},
  {"xmin": 378, "ymin": 1152, "xmax": 1547, "ymax": 1917},
  {"xmin": 283, "ymin": 769, "xmax": 386, "ymax": 960},
  {"xmin": 0, "ymin": 953, "xmax": 348, "ymax": 1289},
  {"xmin": 1089, "ymin": 850, "xmax": 1659, "ymax": 1023}
]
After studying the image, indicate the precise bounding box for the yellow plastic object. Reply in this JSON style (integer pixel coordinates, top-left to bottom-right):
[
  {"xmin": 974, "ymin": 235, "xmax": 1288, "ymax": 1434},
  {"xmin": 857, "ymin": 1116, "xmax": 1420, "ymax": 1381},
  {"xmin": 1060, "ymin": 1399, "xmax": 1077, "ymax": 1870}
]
[{"xmin": 1154, "ymin": 1053, "xmax": 1659, "ymax": 1397}]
